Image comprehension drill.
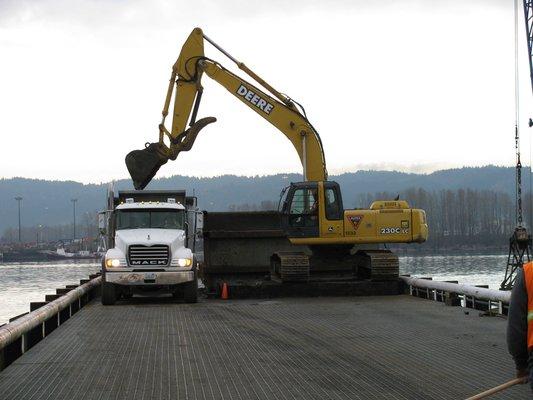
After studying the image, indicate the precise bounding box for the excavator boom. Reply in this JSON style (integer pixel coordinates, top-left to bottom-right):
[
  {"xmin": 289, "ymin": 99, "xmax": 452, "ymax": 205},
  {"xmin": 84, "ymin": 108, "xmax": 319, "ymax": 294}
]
[{"xmin": 126, "ymin": 27, "xmax": 327, "ymax": 189}]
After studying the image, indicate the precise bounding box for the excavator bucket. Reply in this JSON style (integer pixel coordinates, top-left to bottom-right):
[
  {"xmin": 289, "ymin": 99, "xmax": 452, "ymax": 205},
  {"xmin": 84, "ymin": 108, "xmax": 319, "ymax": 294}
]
[
  {"xmin": 125, "ymin": 142, "xmax": 168, "ymax": 190},
  {"xmin": 125, "ymin": 117, "xmax": 217, "ymax": 190}
]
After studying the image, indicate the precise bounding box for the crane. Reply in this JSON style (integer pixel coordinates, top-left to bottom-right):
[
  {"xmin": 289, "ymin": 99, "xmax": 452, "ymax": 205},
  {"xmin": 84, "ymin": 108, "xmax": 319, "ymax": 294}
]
[{"xmin": 501, "ymin": 0, "xmax": 533, "ymax": 290}]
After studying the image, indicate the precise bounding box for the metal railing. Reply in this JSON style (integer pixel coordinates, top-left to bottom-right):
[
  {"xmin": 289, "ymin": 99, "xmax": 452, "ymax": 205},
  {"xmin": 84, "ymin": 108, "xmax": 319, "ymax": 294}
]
[
  {"xmin": 0, "ymin": 276, "xmax": 101, "ymax": 371},
  {"xmin": 400, "ymin": 276, "xmax": 511, "ymax": 316}
]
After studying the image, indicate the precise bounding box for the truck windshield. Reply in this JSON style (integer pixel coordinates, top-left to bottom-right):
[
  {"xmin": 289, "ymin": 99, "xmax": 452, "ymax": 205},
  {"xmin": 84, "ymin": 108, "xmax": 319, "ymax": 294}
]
[{"xmin": 116, "ymin": 209, "xmax": 185, "ymax": 230}]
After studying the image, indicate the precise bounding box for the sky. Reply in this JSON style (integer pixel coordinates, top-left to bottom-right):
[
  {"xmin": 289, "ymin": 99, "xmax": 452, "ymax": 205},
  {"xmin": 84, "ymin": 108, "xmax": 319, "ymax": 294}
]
[{"xmin": 0, "ymin": 0, "xmax": 530, "ymax": 183}]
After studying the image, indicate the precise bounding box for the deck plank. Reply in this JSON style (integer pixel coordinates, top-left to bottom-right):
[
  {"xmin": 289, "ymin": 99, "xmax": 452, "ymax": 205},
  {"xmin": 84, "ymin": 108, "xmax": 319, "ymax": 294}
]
[{"xmin": 0, "ymin": 295, "xmax": 528, "ymax": 399}]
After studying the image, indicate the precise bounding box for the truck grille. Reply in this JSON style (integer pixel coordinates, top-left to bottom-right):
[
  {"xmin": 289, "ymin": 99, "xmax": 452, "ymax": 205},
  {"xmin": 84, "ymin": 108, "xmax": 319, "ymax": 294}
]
[{"xmin": 128, "ymin": 245, "xmax": 169, "ymax": 267}]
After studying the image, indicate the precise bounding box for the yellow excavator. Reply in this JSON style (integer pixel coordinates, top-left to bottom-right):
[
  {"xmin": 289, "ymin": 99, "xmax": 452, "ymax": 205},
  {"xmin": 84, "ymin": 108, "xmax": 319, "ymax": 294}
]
[{"xmin": 126, "ymin": 27, "xmax": 428, "ymax": 282}]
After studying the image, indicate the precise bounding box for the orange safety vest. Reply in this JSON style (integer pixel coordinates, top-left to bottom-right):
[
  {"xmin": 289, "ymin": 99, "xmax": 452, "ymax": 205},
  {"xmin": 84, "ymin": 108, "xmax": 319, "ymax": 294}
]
[{"xmin": 524, "ymin": 261, "xmax": 533, "ymax": 350}]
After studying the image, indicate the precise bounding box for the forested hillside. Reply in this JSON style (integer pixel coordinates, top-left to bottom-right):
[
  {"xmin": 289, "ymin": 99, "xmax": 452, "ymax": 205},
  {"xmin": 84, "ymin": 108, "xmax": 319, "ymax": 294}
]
[{"xmin": 0, "ymin": 166, "xmax": 527, "ymax": 251}]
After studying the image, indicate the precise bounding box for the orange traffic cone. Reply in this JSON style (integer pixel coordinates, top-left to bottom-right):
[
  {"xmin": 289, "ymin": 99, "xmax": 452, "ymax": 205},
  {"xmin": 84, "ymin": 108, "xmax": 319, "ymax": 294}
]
[{"xmin": 221, "ymin": 282, "xmax": 229, "ymax": 300}]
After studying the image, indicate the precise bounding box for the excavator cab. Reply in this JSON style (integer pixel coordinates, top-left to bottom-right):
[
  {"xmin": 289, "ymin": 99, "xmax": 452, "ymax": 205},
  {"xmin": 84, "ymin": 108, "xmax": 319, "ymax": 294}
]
[
  {"xmin": 281, "ymin": 180, "xmax": 429, "ymax": 246},
  {"xmin": 280, "ymin": 181, "xmax": 344, "ymax": 239}
]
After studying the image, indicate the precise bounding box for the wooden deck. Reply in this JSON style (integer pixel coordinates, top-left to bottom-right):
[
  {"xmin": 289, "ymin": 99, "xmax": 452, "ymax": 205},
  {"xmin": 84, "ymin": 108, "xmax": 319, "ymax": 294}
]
[{"xmin": 0, "ymin": 295, "xmax": 528, "ymax": 399}]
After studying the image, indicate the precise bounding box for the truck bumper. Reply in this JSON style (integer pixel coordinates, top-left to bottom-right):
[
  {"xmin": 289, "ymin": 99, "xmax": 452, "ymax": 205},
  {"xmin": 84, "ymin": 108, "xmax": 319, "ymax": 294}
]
[{"xmin": 105, "ymin": 271, "xmax": 194, "ymax": 286}]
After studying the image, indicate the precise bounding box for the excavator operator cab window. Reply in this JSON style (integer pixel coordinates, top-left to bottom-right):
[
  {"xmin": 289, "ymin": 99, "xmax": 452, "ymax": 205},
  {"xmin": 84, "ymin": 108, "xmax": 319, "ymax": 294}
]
[
  {"xmin": 279, "ymin": 187, "xmax": 290, "ymax": 213},
  {"xmin": 288, "ymin": 187, "xmax": 318, "ymax": 227},
  {"xmin": 325, "ymin": 187, "xmax": 342, "ymax": 220},
  {"xmin": 281, "ymin": 182, "xmax": 320, "ymax": 237}
]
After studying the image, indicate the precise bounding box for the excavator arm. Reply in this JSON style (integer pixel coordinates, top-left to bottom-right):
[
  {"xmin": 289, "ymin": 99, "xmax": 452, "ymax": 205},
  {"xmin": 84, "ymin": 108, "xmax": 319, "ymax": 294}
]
[{"xmin": 126, "ymin": 28, "xmax": 327, "ymax": 189}]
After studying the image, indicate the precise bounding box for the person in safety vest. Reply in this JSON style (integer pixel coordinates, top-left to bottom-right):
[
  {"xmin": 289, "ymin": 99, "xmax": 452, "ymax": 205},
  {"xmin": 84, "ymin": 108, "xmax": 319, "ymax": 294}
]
[{"xmin": 507, "ymin": 262, "xmax": 533, "ymax": 389}]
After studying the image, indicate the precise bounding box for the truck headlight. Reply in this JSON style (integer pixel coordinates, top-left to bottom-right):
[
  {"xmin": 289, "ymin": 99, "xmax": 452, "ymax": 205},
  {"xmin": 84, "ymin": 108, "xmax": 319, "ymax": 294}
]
[
  {"xmin": 177, "ymin": 258, "xmax": 192, "ymax": 267},
  {"xmin": 106, "ymin": 258, "xmax": 121, "ymax": 268}
]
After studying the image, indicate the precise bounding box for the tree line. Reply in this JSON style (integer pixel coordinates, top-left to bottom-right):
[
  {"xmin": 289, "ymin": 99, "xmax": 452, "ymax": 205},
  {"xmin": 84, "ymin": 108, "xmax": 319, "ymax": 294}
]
[
  {"xmin": 3, "ymin": 187, "xmax": 529, "ymax": 253},
  {"xmin": 1, "ymin": 212, "xmax": 99, "ymax": 245}
]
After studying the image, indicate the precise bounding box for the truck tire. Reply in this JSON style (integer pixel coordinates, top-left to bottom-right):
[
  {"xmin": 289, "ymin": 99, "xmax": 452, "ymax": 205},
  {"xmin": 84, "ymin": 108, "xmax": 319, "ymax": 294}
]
[
  {"xmin": 101, "ymin": 282, "xmax": 117, "ymax": 305},
  {"xmin": 183, "ymin": 270, "xmax": 198, "ymax": 303}
]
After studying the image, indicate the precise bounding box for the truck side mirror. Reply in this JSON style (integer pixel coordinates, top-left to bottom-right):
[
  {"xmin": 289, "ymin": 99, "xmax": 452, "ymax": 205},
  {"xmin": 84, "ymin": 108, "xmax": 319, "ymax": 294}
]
[{"xmin": 98, "ymin": 212, "xmax": 107, "ymax": 235}]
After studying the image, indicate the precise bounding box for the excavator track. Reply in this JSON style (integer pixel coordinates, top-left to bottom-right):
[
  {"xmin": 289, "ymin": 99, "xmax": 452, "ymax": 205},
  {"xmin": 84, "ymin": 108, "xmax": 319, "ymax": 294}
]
[
  {"xmin": 356, "ymin": 250, "xmax": 400, "ymax": 281},
  {"xmin": 271, "ymin": 252, "xmax": 310, "ymax": 282},
  {"xmin": 271, "ymin": 249, "xmax": 399, "ymax": 283}
]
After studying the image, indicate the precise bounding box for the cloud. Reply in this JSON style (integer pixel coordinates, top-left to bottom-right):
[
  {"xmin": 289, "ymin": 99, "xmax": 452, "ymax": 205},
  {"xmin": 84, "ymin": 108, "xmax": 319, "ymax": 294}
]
[
  {"xmin": 0, "ymin": 0, "xmax": 507, "ymax": 28},
  {"xmin": 0, "ymin": 0, "xmax": 522, "ymax": 183},
  {"xmin": 330, "ymin": 162, "xmax": 454, "ymax": 175}
]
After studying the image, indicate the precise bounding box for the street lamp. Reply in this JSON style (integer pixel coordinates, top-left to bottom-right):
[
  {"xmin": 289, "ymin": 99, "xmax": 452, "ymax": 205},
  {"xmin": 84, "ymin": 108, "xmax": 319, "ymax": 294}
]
[
  {"xmin": 71, "ymin": 198, "xmax": 78, "ymax": 241},
  {"xmin": 14, "ymin": 196, "xmax": 22, "ymax": 243},
  {"xmin": 37, "ymin": 224, "xmax": 43, "ymax": 244},
  {"xmin": 85, "ymin": 211, "xmax": 91, "ymax": 238}
]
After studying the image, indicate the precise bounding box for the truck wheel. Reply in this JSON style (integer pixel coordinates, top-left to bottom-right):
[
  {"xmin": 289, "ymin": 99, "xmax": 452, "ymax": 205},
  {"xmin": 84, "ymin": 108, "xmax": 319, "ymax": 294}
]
[
  {"xmin": 101, "ymin": 282, "xmax": 117, "ymax": 305},
  {"xmin": 183, "ymin": 275, "xmax": 198, "ymax": 304}
]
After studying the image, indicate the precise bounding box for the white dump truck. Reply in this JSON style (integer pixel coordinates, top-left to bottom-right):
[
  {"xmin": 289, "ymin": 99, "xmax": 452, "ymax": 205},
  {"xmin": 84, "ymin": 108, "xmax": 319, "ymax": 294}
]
[{"xmin": 99, "ymin": 189, "xmax": 201, "ymax": 305}]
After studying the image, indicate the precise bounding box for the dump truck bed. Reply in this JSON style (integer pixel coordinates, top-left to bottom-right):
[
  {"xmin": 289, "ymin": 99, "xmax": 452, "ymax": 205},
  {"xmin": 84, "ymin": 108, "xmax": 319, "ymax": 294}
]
[
  {"xmin": 201, "ymin": 211, "xmax": 304, "ymax": 290},
  {"xmin": 201, "ymin": 211, "xmax": 392, "ymax": 296}
]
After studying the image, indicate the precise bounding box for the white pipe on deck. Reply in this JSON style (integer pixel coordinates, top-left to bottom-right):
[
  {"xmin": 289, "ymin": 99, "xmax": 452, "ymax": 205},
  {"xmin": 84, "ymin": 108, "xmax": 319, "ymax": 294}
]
[
  {"xmin": 400, "ymin": 276, "xmax": 511, "ymax": 303},
  {"xmin": 0, "ymin": 276, "xmax": 101, "ymax": 349}
]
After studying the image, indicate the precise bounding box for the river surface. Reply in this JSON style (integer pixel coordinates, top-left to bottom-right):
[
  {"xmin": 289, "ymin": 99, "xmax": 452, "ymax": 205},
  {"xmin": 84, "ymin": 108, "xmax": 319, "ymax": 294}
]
[
  {"xmin": 399, "ymin": 254, "xmax": 508, "ymax": 289},
  {"xmin": 0, "ymin": 261, "xmax": 100, "ymax": 325},
  {"xmin": 0, "ymin": 254, "xmax": 510, "ymax": 325}
]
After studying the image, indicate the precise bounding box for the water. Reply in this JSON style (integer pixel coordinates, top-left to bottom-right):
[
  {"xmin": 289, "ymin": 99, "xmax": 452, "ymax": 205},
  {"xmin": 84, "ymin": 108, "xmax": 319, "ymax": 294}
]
[
  {"xmin": 0, "ymin": 254, "xmax": 510, "ymax": 325},
  {"xmin": 399, "ymin": 254, "xmax": 508, "ymax": 289},
  {"xmin": 0, "ymin": 261, "xmax": 99, "ymax": 325}
]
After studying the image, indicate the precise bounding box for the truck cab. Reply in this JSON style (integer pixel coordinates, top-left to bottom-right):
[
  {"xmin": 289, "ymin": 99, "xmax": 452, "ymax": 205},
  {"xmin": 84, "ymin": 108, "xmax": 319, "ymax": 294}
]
[{"xmin": 99, "ymin": 189, "xmax": 200, "ymax": 305}]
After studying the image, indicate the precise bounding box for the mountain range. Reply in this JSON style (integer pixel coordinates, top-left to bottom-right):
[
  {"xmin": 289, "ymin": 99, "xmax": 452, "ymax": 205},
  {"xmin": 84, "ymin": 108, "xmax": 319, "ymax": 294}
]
[{"xmin": 0, "ymin": 165, "xmax": 521, "ymax": 233}]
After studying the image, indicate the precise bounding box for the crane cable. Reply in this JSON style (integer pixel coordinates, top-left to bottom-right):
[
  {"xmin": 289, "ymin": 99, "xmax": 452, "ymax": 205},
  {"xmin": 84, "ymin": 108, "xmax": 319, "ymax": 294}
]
[
  {"xmin": 515, "ymin": 0, "xmax": 524, "ymax": 227},
  {"xmin": 529, "ymin": 1, "xmax": 533, "ymax": 231}
]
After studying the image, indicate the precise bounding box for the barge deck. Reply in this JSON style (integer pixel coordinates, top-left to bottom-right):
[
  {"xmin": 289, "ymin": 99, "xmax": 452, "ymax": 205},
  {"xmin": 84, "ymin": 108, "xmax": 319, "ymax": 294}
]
[{"xmin": 0, "ymin": 295, "xmax": 527, "ymax": 399}]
